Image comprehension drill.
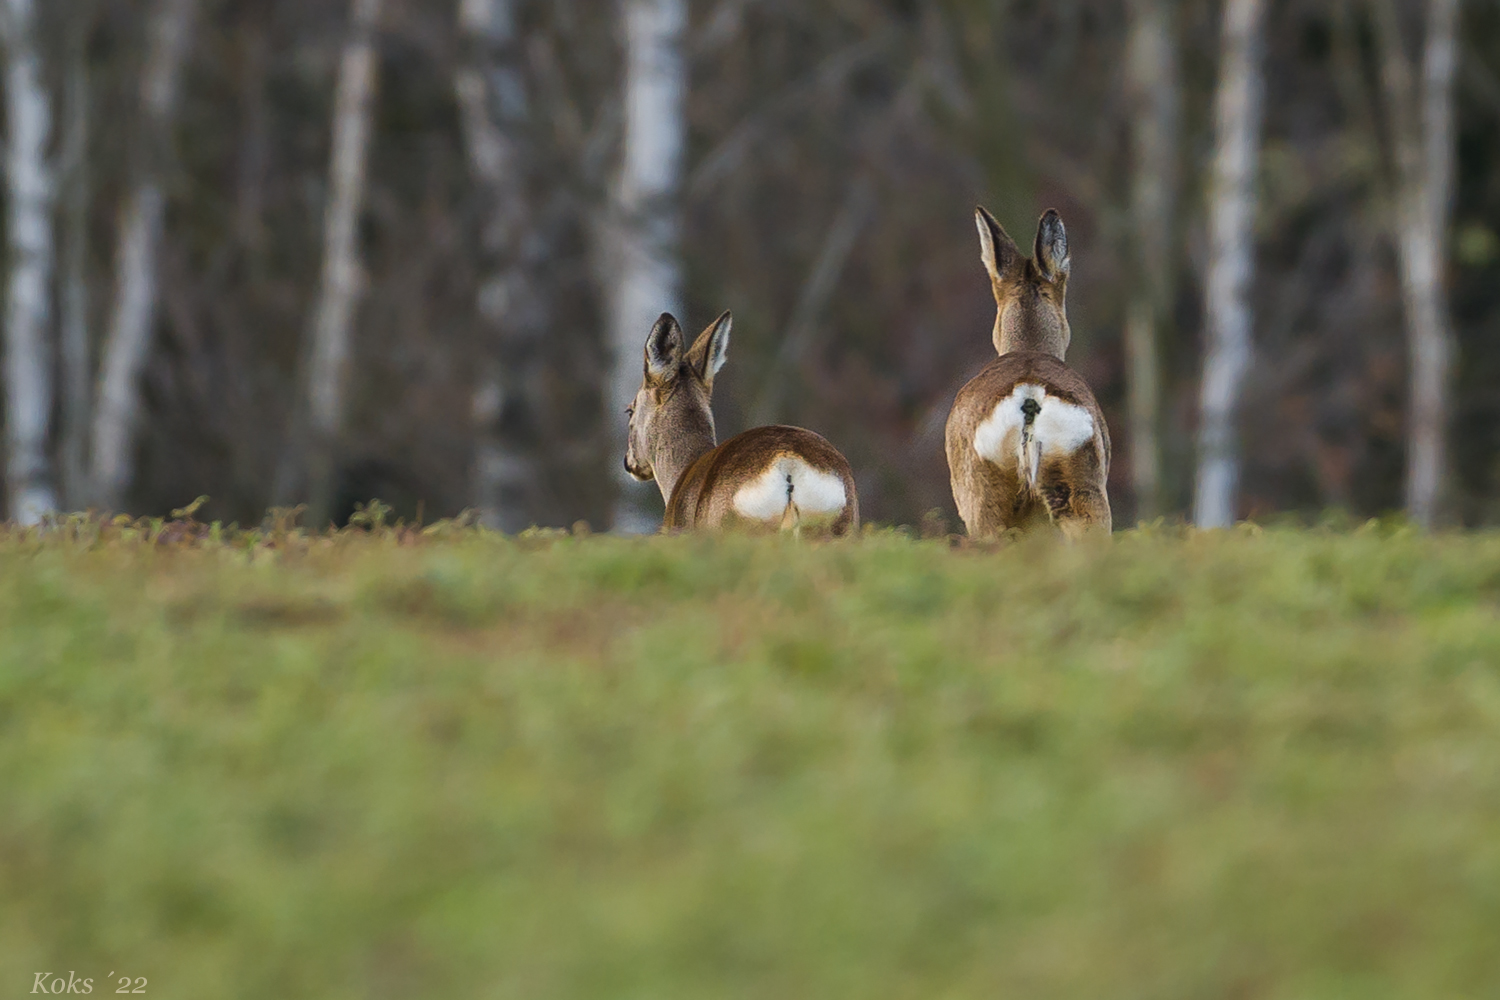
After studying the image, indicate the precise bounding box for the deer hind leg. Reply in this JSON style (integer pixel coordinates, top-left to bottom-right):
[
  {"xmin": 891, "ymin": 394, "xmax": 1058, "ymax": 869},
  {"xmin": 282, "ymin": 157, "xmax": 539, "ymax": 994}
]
[
  {"xmin": 950, "ymin": 459, "xmax": 997, "ymax": 537},
  {"xmin": 1049, "ymin": 480, "xmax": 1111, "ymax": 540},
  {"xmin": 963, "ymin": 460, "xmax": 1032, "ymax": 538},
  {"xmin": 1035, "ymin": 459, "xmax": 1110, "ymax": 540},
  {"xmin": 1057, "ymin": 490, "xmax": 1111, "ymax": 540}
]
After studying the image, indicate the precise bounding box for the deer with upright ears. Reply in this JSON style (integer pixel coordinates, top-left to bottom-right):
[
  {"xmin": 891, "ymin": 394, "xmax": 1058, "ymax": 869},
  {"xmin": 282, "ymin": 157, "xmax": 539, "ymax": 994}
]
[
  {"xmin": 945, "ymin": 208, "xmax": 1111, "ymax": 539},
  {"xmin": 625, "ymin": 312, "xmax": 859, "ymax": 535}
]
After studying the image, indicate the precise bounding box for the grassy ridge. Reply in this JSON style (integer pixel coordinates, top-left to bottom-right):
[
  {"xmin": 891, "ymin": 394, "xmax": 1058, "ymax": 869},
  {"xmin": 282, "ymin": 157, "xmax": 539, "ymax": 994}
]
[{"xmin": 2, "ymin": 523, "xmax": 1500, "ymax": 998}]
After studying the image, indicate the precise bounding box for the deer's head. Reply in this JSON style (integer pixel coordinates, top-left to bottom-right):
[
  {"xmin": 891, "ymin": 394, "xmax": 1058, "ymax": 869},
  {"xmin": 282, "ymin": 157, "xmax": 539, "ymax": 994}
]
[
  {"xmin": 625, "ymin": 312, "xmax": 731, "ymax": 488},
  {"xmin": 975, "ymin": 206, "xmax": 1072, "ymax": 359}
]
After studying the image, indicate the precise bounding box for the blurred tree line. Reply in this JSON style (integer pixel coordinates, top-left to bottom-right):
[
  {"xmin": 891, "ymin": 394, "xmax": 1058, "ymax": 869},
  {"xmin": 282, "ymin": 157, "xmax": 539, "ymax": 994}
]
[{"xmin": 0, "ymin": 0, "xmax": 1497, "ymax": 530}]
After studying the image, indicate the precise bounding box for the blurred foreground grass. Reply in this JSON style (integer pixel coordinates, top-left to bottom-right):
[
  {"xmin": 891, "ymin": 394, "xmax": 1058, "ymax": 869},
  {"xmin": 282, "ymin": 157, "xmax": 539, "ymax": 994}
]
[{"xmin": 3, "ymin": 519, "xmax": 1500, "ymax": 999}]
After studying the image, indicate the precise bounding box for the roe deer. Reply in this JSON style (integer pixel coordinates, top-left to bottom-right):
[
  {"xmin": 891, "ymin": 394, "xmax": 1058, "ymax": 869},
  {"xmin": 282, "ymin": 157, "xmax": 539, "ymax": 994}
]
[
  {"xmin": 625, "ymin": 312, "xmax": 859, "ymax": 535},
  {"xmin": 945, "ymin": 208, "xmax": 1112, "ymax": 539}
]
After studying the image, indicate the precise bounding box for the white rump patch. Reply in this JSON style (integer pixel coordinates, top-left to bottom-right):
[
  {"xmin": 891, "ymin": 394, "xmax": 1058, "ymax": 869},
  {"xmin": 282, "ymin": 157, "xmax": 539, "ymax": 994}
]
[
  {"xmin": 733, "ymin": 456, "xmax": 847, "ymax": 522},
  {"xmin": 973, "ymin": 383, "xmax": 1095, "ymax": 485}
]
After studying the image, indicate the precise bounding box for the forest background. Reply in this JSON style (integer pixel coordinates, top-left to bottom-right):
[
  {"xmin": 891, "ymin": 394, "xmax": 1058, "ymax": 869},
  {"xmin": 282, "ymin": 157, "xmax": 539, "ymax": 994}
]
[{"xmin": 1, "ymin": 0, "xmax": 1497, "ymax": 533}]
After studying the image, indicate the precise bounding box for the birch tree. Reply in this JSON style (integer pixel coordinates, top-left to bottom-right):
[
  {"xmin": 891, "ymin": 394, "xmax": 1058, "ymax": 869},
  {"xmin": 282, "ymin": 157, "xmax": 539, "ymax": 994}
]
[
  {"xmin": 88, "ymin": 0, "xmax": 196, "ymax": 511},
  {"xmin": 1372, "ymin": 0, "xmax": 1461, "ymax": 528},
  {"xmin": 1, "ymin": 0, "xmax": 57, "ymax": 525},
  {"xmin": 1124, "ymin": 0, "xmax": 1179, "ymax": 521},
  {"xmin": 277, "ymin": 0, "xmax": 384, "ymax": 525},
  {"xmin": 1193, "ymin": 0, "xmax": 1267, "ymax": 529},
  {"xmin": 608, "ymin": 0, "xmax": 686, "ymax": 532},
  {"xmin": 455, "ymin": 0, "xmax": 548, "ymax": 532}
]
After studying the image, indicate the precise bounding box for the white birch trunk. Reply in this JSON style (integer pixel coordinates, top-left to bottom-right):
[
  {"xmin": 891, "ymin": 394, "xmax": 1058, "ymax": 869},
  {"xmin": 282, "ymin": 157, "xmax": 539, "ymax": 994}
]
[
  {"xmin": 1375, "ymin": 0, "xmax": 1460, "ymax": 528},
  {"xmin": 1, "ymin": 0, "xmax": 57, "ymax": 525},
  {"xmin": 456, "ymin": 0, "xmax": 548, "ymax": 532},
  {"xmin": 1124, "ymin": 0, "xmax": 1179, "ymax": 522},
  {"xmin": 608, "ymin": 0, "xmax": 686, "ymax": 532},
  {"xmin": 1193, "ymin": 0, "xmax": 1267, "ymax": 529},
  {"xmin": 298, "ymin": 0, "xmax": 384, "ymax": 526},
  {"xmin": 88, "ymin": 0, "xmax": 195, "ymax": 511}
]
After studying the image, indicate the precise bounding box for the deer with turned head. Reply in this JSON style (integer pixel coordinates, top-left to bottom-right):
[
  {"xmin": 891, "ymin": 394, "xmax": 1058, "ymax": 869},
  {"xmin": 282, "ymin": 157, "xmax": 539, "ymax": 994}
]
[
  {"xmin": 625, "ymin": 312, "xmax": 859, "ymax": 535},
  {"xmin": 945, "ymin": 208, "xmax": 1112, "ymax": 539}
]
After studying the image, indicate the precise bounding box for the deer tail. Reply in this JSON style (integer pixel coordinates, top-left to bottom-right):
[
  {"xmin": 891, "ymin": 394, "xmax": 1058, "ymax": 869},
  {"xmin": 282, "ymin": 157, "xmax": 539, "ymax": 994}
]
[
  {"xmin": 1018, "ymin": 397, "xmax": 1042, "ymax": 491},
  {"xmin": 778, "ymin": 471, "xmax": 801, "ymax": 534}
]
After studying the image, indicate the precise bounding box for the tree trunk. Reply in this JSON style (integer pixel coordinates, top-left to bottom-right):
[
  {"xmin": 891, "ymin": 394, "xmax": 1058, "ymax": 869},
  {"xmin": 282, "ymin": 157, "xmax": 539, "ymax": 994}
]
[
  {"xmin": 455, "ymin": 0, "xmax": 548, "ymax": 533},
  {"xmin": 1124, "ymin": 0, "xmax": 1179, "ymax": 522},
  {"xmin": 1193, "ymin": 0, "xmax": 1267, "ymax": 529},
  {"xmin": 234, "ymin": 7, "xmax": 270, "ymax": 261},
  {"xmin": 88, "ymin": 0, "xmax": 196, "ymax": 512},
  {"xmin": 277, "ymin": 0, "xmax": 383, "ymax": 526},
  {"xmin": 1, "ymin": 0, "xmax": 58, "ymax": 525},
  {"xmin": 59, "ymin": 5, "xmax": 95, "ymax": 511},
  {"xmin": 1374, "ymin": 0, "xmax": 1460, "ymax": 529},
  {"xmin": 608, "ymin": 0, "xmax": 686, "ymax": 533}
]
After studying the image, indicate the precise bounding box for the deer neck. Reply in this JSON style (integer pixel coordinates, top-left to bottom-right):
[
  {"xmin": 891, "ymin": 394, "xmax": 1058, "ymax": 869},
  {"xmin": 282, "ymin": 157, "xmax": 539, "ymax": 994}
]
[
  {"xmin": 993, "ymin": 302, "xmax": 1070, "ymax": 359},
  {"xmin": 650, "ymin": 391, "xmax": 717, "ymax": 506}
]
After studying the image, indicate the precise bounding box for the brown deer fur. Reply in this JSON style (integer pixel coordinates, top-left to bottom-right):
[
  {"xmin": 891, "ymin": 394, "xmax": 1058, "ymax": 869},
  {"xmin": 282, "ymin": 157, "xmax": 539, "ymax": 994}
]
[
  {"xmin": 945, "ymin": 208, "xmax": 1112, "ymax": 539},
  {"xmin": 625, "ymin": 312, "xmax": 859, "ymax": 535}
]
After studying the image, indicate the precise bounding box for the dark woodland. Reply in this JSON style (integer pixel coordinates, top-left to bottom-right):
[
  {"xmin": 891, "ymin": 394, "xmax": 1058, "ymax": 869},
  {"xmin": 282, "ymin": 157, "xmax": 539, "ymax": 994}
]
[{"xmin": 4, "ymin": 0, "xmax": 1499, "ymax": 531}]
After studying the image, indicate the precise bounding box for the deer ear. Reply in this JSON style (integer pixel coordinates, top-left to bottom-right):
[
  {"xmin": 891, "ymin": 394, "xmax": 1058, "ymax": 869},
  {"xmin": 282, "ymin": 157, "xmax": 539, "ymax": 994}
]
[
  {"xmin": 644, "ymin": 313, "xmax": 685, "ymax": 380},
  {"xmin": 976, "ymin": 206, "xmax": 1021, "ymax": 286},
  {"xmin": 1034, "ymin": 209, "xmax": 1070, "ymax": 282},
  {"xmin": 687, "ymin": 311, "xmax": 731, "ymax": 386}
]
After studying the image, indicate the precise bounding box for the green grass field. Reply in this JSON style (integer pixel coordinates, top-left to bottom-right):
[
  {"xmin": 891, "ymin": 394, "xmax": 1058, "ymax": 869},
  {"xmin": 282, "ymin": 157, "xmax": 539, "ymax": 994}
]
[{"xmin": 3, "ymin": 518, "xmax": 1500, "ymax": 998}]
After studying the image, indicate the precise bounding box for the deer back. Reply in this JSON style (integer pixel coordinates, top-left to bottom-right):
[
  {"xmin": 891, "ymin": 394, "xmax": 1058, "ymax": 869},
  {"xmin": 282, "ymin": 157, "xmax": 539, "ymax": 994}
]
[
  {"xmin": 667, "ymin": 425, "xmax": 859, "ymax": 536},
  {"xmin": 946, "ymin": 352, "xmax": 1110, "ymax": 534}
]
